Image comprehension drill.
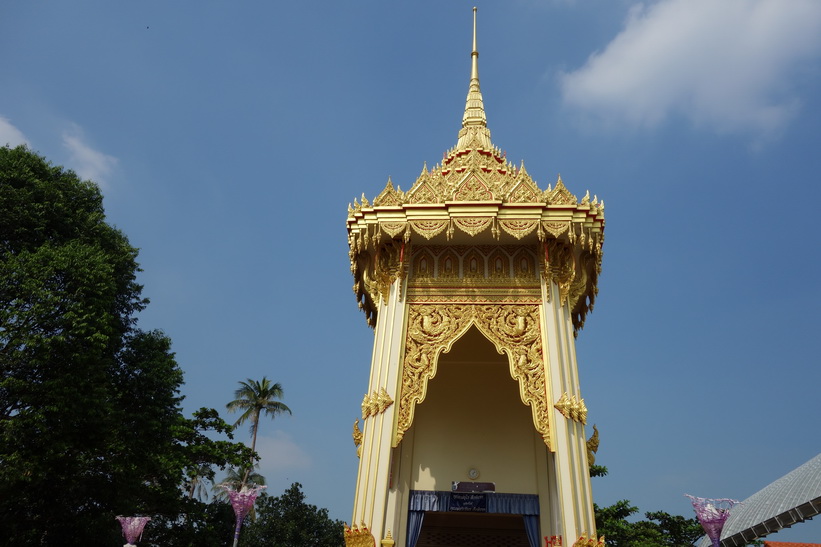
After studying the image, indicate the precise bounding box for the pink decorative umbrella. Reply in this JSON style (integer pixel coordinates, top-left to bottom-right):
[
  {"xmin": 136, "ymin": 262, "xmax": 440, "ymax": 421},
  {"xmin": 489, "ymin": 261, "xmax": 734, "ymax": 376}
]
[
  {"xmin": 685, "ymin": 494, "xmax": 740, "ymax": 547},
  {"xmin": 218, "ymin": 484, "xmax": 266, "ymax": 547},
  {"xmin": 115, "ymin": 516, "xmax": 151, "ymax": 546}
]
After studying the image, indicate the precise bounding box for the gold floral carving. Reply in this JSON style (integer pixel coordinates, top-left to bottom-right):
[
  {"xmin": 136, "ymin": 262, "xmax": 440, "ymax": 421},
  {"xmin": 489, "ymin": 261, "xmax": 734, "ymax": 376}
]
[
  {"xmin": 368, "ymin": 391, "xmax": 380, "ymax": 417},
  {"xmin": 499, "ymin": 219, "xmax": 538, "ymax": 240},
  {"xmin": 380, "ymin": 222, "xmax": 407, "ymax": 238},
  {"xmin": 507, "ymin": 180, "xmax": 540, "ymax": 203},
  {"xmin": 438, "ymin": 250, "xmax": 459, "ymax": 279},
  {"xmin": 554, "ymin": 392, "xmax": 587, "ymax": 425},
  {"xmin": 361, "ymin": 393, "xmax": 372, "ymax": 419},
  {"xmin": 413, "ymin": 249, "xmax": 435, "ymax": 279},
  {"xmin": 586, "ymin": 424, "xmax": 599, "ymax": 468},
  {"xmin": 344, "ymin": 524, "xmax": 376, "ymax": 547},
  {"xmin": 453, "ymin": 176, "xmax": 494, "ymax": 201},
  {"xmin": 408, "ymin": 182, "xmax": 437, "ymax": 204},
  {"xmin": 453, "ymin": 217, "xmax": 493, "ymax": 236},
  {"xmin": 353, "ymin": 419, "xmax": 363, "ymax": 458},
  {"xmin": 513, "ymin": 249, "xmax": 536, "ymax": 280},
  {"xmin": 463, "ymin": 249, "xmax": 484, "ymax": 279},
  {"xmin": 373, "ymin": 178, "xmax": 404, "ymax": 206},
  {"xmin": 569, "ymin": 251, "xmax": 599, "ymax": 335},
  {"xmin": 542, "ymin": 240, "xmax": 575, "ymax": 306},
  {"xmin": 408, "ymin": 245, "xmax": 541, "ymax": 285},
  {"xmin": 543, "ymin": 221, "xmax": 570, "ymax": 239},
  {"xmin": 547, "ymin": 176, "xmax": 577, "ymax": 206},
  {"xmin": 577, "ymin": 397, "xmax": 588, "ymax": 424},
  {"xmin": 572, "ymin": 534, "xmax": 604, "ymax": 547},
  {"xmin": 370, "ymin": 240, "xmax": 404, "ymax": 306},
  {"xmin": 376, "ymin": 387, "xmax": 394, "ymax": 413},
  {"xmin": 351, "ymin": 239, "xmax": 406, "ymax": 327},
  {"xmin": 488, "ymin": 249, "xmax": 510, "ymax": 279},
  {"xmin": 410, "ymin": 220, "xmax": 449, "ymax": 240},
  {"xmin": 395, "ymin": 304, "xmax": 552, "ymax": 449},
  {"xmin": 361, "ymin": 389, "xmax": 394, "ymax": 419}
]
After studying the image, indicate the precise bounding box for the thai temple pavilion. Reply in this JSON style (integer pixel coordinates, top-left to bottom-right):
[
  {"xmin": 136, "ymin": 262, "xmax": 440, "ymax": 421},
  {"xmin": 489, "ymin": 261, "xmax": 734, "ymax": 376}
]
[{"xmin": 344, "ymin": 9, "xmax": 605, "ymax": 547}]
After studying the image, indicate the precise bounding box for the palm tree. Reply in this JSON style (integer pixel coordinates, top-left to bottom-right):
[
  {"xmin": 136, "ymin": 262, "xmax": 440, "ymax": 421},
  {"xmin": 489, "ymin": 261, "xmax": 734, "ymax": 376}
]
[
  {"xmin": 185, "ymin": 464, "xmax": 214, "ymax": 501},
  {"xmin": 226, "ymin": 377, "xmax": 291, "ymax": 487}
]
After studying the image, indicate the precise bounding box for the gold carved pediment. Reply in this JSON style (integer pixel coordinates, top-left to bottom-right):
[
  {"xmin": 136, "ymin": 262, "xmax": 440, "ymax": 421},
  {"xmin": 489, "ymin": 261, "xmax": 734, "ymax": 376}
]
[
  {"xmin": 506, "ymin": 178, "xmax": 541, "ymax": 203},
  {"xmin": 452, "ymin": 174, "xmax": 494, "ymax": 201},
  {"xmin": 373, "ymin": 178, "xmax": 404, "ymax": 206},
  {"xmin": 547, "ymin": 176, "xmax": 577, "ymax": 206},
  {"xmin": 408, "ymin": 182, "xmax": 438, "ymax": 204},
  {"xmin": 395, "ymin": 303, "xmax": 552, "ymax": 450}
]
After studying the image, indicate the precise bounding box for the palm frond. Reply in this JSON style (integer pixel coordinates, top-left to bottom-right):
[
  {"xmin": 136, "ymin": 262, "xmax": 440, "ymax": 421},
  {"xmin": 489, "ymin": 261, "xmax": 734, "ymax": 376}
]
[{"xmin": 225, "ymin": 376, "xmax": 292, "ymax": 489}]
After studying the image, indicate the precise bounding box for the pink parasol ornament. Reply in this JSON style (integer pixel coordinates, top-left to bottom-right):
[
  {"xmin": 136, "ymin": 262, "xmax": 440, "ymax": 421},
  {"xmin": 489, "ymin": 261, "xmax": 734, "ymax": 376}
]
[
  {"xmin": 115, "ymin": 516, "xmax": 151, "ymax": 546},
  {"xmin": 685, "ymin": 494, "xmax": 740, "ymax": 547},
  {"xmin": 218, "ymin": 484, "xmax": 266, "ymax": 547}
]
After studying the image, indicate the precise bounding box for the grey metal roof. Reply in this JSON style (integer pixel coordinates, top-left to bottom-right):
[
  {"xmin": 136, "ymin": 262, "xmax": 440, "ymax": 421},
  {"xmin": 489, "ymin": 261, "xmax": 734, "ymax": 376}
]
[{"xmin": 696, "ymin": 453, "xmax": 821, "ymax": 547}]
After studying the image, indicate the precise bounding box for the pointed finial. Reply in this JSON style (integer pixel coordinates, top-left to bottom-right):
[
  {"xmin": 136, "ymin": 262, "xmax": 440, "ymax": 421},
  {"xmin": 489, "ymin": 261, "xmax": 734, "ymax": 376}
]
[
  {"xmin": 472, "ymin": 7, "xmax": 478, "ymax": 78},
  {"xmin": 456, "ymin": 7, "xmax": 492, "ymax": 150}
]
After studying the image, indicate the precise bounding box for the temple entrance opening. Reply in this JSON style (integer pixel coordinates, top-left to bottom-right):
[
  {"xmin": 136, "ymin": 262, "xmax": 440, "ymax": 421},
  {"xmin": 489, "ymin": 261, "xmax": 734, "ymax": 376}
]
[
  {"xmin": 409, "ymin": 325, "xmax": 539, "ymax": 494},
  {"xmin": 416, "ymin": 512, "xmax": 530, "ymax": 547}
]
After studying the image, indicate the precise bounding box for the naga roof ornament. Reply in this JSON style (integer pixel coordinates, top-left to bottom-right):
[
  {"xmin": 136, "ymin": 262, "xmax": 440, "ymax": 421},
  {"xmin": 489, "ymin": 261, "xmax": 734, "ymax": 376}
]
[{"xmin": 347, "ymin": 8, "xmax": 605, "ymax": 330}]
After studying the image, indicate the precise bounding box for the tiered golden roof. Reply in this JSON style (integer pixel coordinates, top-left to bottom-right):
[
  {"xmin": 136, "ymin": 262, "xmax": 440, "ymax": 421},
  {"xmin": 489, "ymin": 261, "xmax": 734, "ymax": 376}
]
[{"xmin": 347, "ymin": 8, "xmax": 604, "ymax": 332}]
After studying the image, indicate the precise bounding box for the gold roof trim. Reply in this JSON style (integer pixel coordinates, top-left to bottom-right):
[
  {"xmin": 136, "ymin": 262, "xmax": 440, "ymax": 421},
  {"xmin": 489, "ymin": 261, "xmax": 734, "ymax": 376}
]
[{"xmin": 346, "ymin": 8, "xmax": 605, "ymax": 331}]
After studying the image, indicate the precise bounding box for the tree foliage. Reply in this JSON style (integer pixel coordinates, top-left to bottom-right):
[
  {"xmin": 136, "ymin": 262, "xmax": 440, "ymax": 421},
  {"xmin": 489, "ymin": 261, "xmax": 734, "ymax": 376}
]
[
  {"xmin": 0, "ymin": 145, "xmax": 248, "ymax": 545},
  {"xmin": 240, "ymin": 483, "xmax": 345, "ymax": 547},
  {"xmin": 594, "ymin": 500, "xmax": 704, "ymax": 546}
]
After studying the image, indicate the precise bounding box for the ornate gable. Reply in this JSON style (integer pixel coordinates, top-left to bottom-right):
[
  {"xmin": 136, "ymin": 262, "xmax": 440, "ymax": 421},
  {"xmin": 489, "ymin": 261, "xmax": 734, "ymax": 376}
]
[{"xmin": 373, "ymin": 178, "xmax": 404, "ymax": 207}]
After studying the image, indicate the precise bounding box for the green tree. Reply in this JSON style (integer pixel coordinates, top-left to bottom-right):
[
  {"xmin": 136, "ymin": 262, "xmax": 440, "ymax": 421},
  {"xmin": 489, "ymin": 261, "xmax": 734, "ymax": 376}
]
[
  {"xmin": 0, "ymin": 145, "xmax": 249, "ymax": 545},
  {"xmin": 644, "ymin": 510, "xmax": 706, "ymax": 546},
  {"xmin": 592, "ymin": 480, "xmax": 703, "ymax": 546},
  {"xmin": 240, "ymin": 483, "xmax": 345, "ymax": 547},
  {"xmin": 226, "ymin": 377, "xmax": 292, "ymax": 486}
]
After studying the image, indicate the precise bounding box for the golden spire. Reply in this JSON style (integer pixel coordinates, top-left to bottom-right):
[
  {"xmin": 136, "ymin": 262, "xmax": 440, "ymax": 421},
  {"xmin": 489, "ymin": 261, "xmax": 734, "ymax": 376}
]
[{"xmin": 456, "ymin": 7, "xmax": 492, "ymax": 150}]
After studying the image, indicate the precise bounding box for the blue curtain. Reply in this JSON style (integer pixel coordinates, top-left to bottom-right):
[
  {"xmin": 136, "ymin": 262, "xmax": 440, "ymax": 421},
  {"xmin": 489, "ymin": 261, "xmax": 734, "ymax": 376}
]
[
  {"xmin": 407, "ymin": 490, "xmax": 541, "ymax": 546},
  {"xmin": 523, "ymin": 515, "xmax": 540, "ymax": 547},
  {"xmin": 408, "ymin": 490, "xmax": 448, "ymax": 511},
  {"xmin": 407, "ymin": 491, "xmax": 444, "ymax": 547},
  {"xmin": 487, "ymin": 492, "xmax": 540, "ymax": 515},
  {"xmin": 406, "ymin": 511, "xmax": 424, "ymax": 547},
  {"xmin": 410, "ymin": 490, "xmax": 538, "ymax": 514}
]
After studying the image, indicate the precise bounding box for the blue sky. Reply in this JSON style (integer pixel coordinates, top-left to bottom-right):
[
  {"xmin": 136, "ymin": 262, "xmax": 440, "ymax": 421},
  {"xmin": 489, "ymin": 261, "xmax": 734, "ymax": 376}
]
[{"xmin": 3, "ymin": 0, "xmax": 821, "ymax": 541}]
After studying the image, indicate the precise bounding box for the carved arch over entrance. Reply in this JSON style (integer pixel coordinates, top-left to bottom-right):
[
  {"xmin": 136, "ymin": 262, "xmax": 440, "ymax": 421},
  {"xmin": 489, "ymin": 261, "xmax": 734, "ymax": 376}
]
[{"xmin": 394, "ymin": 304, "xmax": 552, "ymax": 449}]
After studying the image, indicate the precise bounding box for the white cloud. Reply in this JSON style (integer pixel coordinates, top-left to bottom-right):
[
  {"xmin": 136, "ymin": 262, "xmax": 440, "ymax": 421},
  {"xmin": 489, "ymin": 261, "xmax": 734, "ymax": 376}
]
[
  {"xmin": 0, "ymin": 117, "xmax": 28, "ymax": 147},
  {"xmin": 62, "ymin": 125, "xmax": 118, "ymax": 189},
  {"xmin": 254, "ymin": 430, "xmax": 312, "ymax": 475},
  {"xmin": 559, "ymin": 0, "xmax": 821, "ymax": 139}
]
